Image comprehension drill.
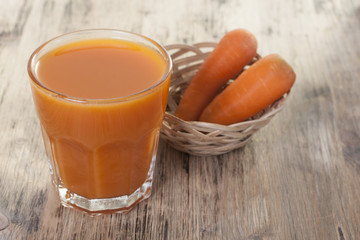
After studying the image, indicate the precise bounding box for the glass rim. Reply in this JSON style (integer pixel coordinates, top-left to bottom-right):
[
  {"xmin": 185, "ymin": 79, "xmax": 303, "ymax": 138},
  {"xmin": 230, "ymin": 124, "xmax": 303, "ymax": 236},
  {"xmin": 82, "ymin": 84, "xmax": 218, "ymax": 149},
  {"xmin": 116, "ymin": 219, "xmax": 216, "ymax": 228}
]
[{"xmin": 27, "ymin": 29, "xmax": 173, "ymax": 104}]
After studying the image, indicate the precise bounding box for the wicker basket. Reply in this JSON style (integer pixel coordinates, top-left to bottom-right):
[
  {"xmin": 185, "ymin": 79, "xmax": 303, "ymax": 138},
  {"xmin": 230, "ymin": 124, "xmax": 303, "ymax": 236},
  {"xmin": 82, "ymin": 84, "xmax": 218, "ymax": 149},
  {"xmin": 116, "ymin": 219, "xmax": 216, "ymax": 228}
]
[{"xmin": 160, "ymin": 42, "xmax": 289, "ymax": 156}]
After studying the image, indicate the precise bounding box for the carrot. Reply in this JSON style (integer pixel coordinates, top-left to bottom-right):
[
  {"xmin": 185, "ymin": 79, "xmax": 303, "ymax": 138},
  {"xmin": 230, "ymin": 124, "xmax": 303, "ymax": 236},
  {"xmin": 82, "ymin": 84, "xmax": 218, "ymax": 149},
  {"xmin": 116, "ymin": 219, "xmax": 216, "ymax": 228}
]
[
  {"xmin": 175, "ymin": 29, "xmax": 258, "ymax": 121},
  {"xmin": 199, "ymin": 54, "xmax": 296, "ymax": 125}
]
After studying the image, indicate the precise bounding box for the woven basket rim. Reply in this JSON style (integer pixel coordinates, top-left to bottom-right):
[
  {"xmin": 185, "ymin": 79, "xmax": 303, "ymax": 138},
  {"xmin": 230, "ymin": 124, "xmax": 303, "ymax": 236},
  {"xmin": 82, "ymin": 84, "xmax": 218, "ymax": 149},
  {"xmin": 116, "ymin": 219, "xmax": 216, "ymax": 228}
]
[{"xmin": 163, "ymin": 95, "xmax": 286, "ymax": 129}]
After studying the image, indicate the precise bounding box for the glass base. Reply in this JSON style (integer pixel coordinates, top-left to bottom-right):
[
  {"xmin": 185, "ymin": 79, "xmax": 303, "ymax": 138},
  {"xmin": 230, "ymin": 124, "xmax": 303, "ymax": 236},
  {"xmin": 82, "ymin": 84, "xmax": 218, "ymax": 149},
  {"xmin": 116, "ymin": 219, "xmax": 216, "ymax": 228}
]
[
  {"xmin": 56, "ymin": 179, "xmax": 152, "ymax": 216},
  {"xmin": 43, "ymin": 128, "xmax": 160, "ymax": 216}
]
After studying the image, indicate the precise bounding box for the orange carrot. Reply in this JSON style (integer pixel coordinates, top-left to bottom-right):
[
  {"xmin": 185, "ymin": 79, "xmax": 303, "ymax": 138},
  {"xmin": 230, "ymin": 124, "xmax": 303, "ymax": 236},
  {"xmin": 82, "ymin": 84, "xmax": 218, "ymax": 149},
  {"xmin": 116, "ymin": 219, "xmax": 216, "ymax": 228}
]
[
  {"xmin": 199, "ymin": 54, "xmax": 296, "ymax": 125},
  {"xmin": 175, "ymin": 29, "xmax": 258, "ymax": 121}
]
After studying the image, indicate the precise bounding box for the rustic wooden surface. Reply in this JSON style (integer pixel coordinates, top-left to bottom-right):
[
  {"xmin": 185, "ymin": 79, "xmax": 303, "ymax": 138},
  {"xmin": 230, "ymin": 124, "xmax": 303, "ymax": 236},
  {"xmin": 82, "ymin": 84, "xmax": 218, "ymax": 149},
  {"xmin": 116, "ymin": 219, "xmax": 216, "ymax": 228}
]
[{"xmin": 0, "ymin": 0, "xmax": 359, "ymax": 239}]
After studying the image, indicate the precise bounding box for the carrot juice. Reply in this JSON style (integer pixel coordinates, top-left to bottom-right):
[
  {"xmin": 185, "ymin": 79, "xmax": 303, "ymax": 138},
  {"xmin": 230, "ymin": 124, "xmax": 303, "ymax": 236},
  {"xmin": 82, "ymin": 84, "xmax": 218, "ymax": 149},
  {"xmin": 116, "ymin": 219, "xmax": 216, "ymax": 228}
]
[{"xmin": 28, "ymin": 30, "xmax": 172, "ymax": 214}]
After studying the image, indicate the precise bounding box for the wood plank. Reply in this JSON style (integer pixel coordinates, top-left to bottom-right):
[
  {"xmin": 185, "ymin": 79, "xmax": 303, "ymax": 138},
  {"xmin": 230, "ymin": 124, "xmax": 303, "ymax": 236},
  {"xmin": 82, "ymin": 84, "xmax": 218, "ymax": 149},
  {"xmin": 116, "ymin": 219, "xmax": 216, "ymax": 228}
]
[{"xmin": 0, "ymin": 0, "xmax": 359, "ymax": 239}]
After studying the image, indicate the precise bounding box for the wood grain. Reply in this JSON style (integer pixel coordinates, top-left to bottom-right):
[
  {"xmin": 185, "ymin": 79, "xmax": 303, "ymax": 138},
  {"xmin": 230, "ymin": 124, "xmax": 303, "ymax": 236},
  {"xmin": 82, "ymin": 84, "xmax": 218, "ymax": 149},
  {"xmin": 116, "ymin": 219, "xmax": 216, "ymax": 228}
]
[{"xmin": 0, "ymin": 0, "xmax": 359, "ymax": 239}]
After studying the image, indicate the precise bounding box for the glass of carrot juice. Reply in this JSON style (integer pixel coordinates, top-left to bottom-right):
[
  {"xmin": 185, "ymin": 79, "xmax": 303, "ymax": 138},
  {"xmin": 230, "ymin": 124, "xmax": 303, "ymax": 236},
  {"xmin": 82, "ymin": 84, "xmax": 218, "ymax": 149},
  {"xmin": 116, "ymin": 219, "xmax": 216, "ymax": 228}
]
[{"xmin": 27, "ymin": 29, "xmax": 172, "ymax": 215}]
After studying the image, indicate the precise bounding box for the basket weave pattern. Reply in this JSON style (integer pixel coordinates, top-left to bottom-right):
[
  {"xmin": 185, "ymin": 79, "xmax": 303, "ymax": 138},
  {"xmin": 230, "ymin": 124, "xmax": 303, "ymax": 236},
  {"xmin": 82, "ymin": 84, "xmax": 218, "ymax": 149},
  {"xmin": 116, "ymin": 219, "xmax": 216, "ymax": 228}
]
[{"xmin": 160, "ymin": 43, "xmax": 288, "ymax": 156}]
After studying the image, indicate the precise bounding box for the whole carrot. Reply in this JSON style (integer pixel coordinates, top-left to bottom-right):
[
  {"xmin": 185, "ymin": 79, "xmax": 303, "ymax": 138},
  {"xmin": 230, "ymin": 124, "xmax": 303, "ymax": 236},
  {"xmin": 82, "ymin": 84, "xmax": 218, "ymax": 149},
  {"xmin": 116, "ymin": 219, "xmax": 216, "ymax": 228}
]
[
  {"xmin": 199, "ymin": 54, "xmax": 296, "ymax": 125},
  {"xmin": 175, "ymin": 29, "xmax": 258, "ymax": 121}
]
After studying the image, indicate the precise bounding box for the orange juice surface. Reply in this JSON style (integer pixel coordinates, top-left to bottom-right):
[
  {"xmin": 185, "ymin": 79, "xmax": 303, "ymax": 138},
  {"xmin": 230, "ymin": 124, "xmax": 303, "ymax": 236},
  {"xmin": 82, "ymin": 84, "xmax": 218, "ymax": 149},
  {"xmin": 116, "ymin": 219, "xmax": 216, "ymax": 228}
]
[{"xmin": 31, "ymin": 39, "xmax": 170, "ymax": 199}]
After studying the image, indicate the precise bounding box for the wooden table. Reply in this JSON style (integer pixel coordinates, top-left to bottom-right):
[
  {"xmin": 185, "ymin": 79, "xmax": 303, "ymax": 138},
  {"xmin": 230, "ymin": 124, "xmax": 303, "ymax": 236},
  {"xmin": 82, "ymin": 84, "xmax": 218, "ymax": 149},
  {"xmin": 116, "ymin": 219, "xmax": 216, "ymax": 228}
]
[{"xmin": 1, "ymin": 0, "xmax": 359, "ymax": 239}]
